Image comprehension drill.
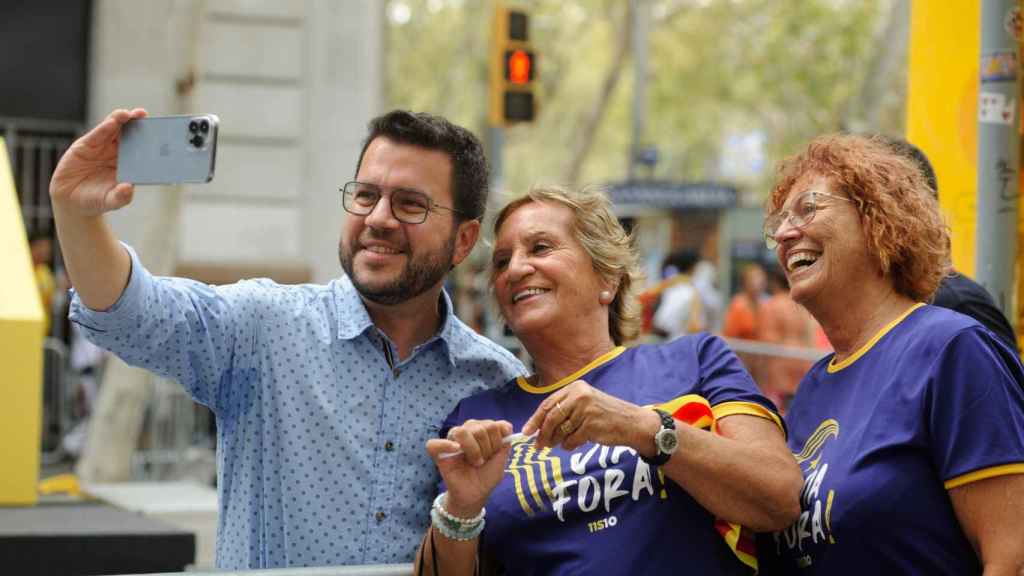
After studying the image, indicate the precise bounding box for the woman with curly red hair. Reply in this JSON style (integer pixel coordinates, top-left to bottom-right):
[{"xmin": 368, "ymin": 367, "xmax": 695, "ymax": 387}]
[{"xmin": 759, "ymin": 134, "xmax": 1024, "ymax": 574}]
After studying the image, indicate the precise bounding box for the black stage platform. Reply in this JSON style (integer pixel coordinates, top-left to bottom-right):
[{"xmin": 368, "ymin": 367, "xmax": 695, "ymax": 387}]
[{"xmin": 0, "ymin": 500, "xmax": 195, "ymax": 575}]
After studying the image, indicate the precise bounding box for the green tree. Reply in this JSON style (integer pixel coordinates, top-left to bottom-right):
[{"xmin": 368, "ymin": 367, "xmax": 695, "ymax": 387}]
[{"xmin": 384, "ymin": 0, "xmax": 897, "ymax": 202}]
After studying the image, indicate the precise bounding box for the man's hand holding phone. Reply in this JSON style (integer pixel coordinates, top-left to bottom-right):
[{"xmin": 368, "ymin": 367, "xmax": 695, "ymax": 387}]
[
  {"xmin": 50, "ymin": 108, "xmax": 219, "ymax": 217},
  {"xmin": 49, "ymin": 108, "xmax": 218, "ymax": 312},
  {"xmin": 50, "ymin": 108, "xmax": 148, "ymax": 217}
]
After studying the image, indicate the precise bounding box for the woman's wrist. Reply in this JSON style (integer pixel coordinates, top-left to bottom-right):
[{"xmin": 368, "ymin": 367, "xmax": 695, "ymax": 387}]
[
  {"xmin": 444, "ymin": 493, "xmax": 486, "ymax": 519},
  {"xmin": 628, "ymin": 406, "xmax": 664, "ymax": 459},
  {"xmin": 432, "ymin": 492, "xmax": 486, "ymax": 541}
]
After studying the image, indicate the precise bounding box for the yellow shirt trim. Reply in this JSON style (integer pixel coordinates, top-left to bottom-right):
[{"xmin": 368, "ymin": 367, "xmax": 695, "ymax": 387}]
[
  {"xmin": 712, "ymin": 401, "xmax": 786, "ymax": 437},
  {"xmin": 827, "ymin": 303, "xmax": 925, "ymax": 373},
  {"xmin": 944, "ymin": 463, "xmax": 1024, "ymax": 490},
  {"xmin": 516, "ymin": 346, "xmax": 627, "ymax": 394}
]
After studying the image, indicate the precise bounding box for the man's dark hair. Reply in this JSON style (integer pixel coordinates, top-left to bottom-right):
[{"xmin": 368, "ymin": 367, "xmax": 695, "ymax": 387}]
[
  {"xmin": 883, "ymin": 137, "xmax": 938, "ymax": 197},
  {"xmin": 355, "ymin": 110, "xmax": 490, "ymax": 221}
]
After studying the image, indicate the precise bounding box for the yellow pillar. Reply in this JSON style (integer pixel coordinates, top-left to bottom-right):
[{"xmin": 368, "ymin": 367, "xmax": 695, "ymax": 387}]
[
  {"xmin": 0, "ymin": 138, "xmax": 44, "ymax": 505},
  {"xmin": 906, "ymin": 0, "xmax": 981, "ymax": 277}
]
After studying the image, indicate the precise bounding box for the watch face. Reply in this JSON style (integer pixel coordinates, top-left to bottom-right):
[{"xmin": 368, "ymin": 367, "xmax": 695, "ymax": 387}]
[{"xmin": 656, "ymin": 429, "xmax": 679, "ymax": 454}]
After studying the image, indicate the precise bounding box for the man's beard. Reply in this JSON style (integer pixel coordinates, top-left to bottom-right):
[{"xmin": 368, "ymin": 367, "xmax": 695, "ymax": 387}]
[{"xmin": 339, "ymin": 232, "xmax": 456, "ymax": 306}]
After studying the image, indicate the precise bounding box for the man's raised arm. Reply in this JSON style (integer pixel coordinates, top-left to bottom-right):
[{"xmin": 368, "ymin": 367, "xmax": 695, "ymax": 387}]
[{"xmin": 50, "ymin": 108, "xmax": 147, "ymax": 311}]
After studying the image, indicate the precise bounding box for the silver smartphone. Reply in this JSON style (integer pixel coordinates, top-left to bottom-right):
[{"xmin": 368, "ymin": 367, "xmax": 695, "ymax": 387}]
[{"xmin": 117, "ymin": 114, "xmax": 219, "ymax": 185}]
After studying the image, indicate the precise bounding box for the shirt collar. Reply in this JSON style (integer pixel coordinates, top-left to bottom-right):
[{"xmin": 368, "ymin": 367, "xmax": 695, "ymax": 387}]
[{"xmin": 333, "ymin": 275, "xmax": 460, "ymax": 367}]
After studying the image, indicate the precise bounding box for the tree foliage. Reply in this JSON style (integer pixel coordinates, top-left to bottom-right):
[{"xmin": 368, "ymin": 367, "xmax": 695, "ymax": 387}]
[{"xmin": 384, "ymin": 0, "xmax": 898, "ymax": 202}]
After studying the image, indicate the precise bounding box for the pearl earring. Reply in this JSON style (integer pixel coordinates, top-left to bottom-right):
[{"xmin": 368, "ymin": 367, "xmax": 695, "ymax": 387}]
[{"xmin": 600, "ymin": 290, "xmax": 613, "ymax": 304}]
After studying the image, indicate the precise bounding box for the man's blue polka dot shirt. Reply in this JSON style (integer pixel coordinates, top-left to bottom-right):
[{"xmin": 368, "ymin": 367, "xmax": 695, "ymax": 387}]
[{"xmin": 70, "ymin": 245, "xmax": 525, "ymax": 569}]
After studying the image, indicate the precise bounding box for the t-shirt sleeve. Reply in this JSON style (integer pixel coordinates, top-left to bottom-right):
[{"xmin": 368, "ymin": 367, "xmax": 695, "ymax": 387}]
[
  {"xmin": 693, "ymin": 334, "xmax": 785, "ymax": 435},
  {"xmin": 928, "ymin": 327, "xmax": 1024, "ymax": 489},
  {"xmin": 955, "ymin": 298, "xmax": 1020, "ymax": 354}
]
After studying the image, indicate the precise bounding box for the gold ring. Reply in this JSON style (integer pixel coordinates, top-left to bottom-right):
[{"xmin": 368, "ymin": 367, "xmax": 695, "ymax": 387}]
[{"xmin": 559, "ymin": 420, "xmax": 574, "ymax": 435}]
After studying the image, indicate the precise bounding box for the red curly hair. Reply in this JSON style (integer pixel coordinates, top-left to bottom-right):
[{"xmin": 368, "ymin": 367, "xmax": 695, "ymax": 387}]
[{"xmin": 767, "ymin": 134, "xmax": 950, "ymax": 302}]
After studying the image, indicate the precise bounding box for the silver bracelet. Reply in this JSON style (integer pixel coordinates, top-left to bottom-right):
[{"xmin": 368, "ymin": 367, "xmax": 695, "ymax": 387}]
[{"xmin": 431, "ymin": 492, "xmax": 485, "ymax": 541}]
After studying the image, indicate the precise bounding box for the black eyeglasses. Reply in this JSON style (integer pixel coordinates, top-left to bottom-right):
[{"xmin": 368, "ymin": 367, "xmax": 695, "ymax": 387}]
[
  {"xmin": 340, "ymin": 181, "xmax": 464, "ymax": 224},
  {"xmin": 763, "ymin": 191, "xmax": 852, "ymax": 249}
]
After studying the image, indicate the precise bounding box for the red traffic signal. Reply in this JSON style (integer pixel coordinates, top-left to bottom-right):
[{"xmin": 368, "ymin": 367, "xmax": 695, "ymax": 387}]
[
  {"xmin": 505, "ymin": 49, "xmax": 534, "ymax": 85},
  {"xmin": 491, "ymin": 5, "xmax": 537, "ymax": 125}
]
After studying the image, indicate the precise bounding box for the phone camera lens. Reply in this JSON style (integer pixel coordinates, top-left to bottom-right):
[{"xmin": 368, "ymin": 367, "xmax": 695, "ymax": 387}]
[
  {"xmin": 199, "ymin": 120, "xmax": 209, "ymax": 133},
  {"xmin": 191, "ymin": 135, "xmax": 205, "ymax": 148},
  {"xmin": 189, "ymin": 121, "xmax": 199, "ymax": 133}
]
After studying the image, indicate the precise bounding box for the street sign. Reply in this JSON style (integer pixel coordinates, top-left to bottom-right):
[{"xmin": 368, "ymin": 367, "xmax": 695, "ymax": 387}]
[{"xmin": 606, "ymin": 181, "xmax": 738, "ymax": 210}]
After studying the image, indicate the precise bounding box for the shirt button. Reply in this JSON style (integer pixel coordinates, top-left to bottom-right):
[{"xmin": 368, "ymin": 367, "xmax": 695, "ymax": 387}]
[
  {"xmin": 384, "ymin": 440, "xmax": 395, "ymax": 452},
  {"xmin": 375, "ymin": 511, "xmax": 387, "ymax": 522},
  {"xmin": 392, "ymin": 368, "xmax": 401, "ymax": 378}
]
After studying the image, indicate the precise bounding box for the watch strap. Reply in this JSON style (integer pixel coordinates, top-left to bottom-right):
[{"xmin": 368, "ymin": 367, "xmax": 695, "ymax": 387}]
[{"xmin": 641, "ymin": 408, "xmax": 676, "ymax": 466}]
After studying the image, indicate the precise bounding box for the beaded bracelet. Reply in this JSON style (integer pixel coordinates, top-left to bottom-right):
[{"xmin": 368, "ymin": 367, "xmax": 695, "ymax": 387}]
[{"xmin": 431, "ymin": 492, "xmax": 485, "ymax": 541}]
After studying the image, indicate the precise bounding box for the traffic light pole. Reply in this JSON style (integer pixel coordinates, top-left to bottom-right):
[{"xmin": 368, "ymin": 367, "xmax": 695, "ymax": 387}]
[
  {"xmin": 629, "ymin": 0, "xmax": 649, "ymax": 181},
  {"xmin": 489, "ymin": 126, "xmax": 505, "ymax": 198},
  {"xmin": 485, "ymin": 123, "xmax": 505, "ymax": 348},
  {"xmin": 976, "ymin": 0, "xmax": 1020, "ymax": 322}
]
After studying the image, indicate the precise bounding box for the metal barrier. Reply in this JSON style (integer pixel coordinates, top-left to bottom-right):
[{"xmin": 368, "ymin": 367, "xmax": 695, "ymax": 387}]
[
  {"xmin": 722, "ymin": 337, "xmax": 830, "ymax": 362},
  {"xmin": 124, "ymin": 564, "xmax": 414, "ymax": 576},
  {"xmin": 1, "ymin": 115, "xmax": 78, "ymax": 238},
  {"xmin": 133, "ymin": 376, "xmax": 216, "ymax": 482},
  {"xmin": 40, "ymin": 337, "xmax": 74, "ymax": 465}
]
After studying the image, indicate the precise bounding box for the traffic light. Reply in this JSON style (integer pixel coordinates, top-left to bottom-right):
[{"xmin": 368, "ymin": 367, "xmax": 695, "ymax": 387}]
[{"xmin": 491, "ymin": 5, "xmax": 537, "ymax": 125}]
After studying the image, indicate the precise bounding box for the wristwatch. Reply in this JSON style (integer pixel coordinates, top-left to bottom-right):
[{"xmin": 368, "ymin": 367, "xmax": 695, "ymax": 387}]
[{"xmin": 641, "ymin": 408, "xmax": 678, "ymax": 466}]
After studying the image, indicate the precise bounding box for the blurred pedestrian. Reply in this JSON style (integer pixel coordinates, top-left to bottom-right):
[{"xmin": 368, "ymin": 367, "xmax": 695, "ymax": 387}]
[
  {"xmin": 756, "ymin": 265, "xmax": 819, "ymax": 412},
  {"xmin": 722, "ymin": 262, "xmax": 768, "ymax": 381},
  {"xmin": 693, "ymin": 259, "xmax": 724, "ymax": 332},
  {"xmin": 29, "ymin": 232, "xmax": 56, "ymax": 335},
  {"xmin": 722, "ymin": 263, "xmax": 767, "ymax": 340},
  {"xmin": 651, "ymin": 249, "xmax": 706, "ymax": 339}
]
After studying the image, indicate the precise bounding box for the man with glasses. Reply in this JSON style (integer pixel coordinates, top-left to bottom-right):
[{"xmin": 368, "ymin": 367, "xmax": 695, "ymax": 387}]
[{"xmin": 51, "ymin": 108, "xmax": 525, "ymax": 569}]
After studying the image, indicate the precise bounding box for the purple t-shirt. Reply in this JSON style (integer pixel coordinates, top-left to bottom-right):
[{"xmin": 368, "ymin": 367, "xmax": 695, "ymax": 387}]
[
  {"xmin": 440, "ymin": 334, "xmax": 781, "ymax": 575},
  {"xmin": 762, "ymin": 304, "xmax": 1024, "ymax": 574}
]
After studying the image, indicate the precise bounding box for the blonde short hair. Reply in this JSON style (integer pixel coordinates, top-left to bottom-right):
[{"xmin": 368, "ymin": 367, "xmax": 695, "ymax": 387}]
[{"xmin": 491, "ymin": 185, "xmax": 644, "ymax": 345}]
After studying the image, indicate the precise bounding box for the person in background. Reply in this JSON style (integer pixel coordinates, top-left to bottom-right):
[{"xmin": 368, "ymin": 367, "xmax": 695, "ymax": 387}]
[
  {"xmin": 886, "ymin": 137, "xmax": 1019, "ymax": 354},
  {"xmin": 416, "ymin": 186, "xmax": 800, "ymax": 575},
  {"xmin": 61, "ymin": 324, "xmax": 107, "ymax": 457},
  {"xmin": 29, "ymin": 232, "xmax": 56, "ymax": 335},
  {"xmin": 722, "ymin": 262, "xmax": 768, "ymax": 382},
  {"xmin": 651, "ymin": 248, "xmax": 706, "ymax": 339},
  {"xmin": 722, "ymin": 262, "xmax": 767, "ymax": 340},
  {"xmin": 755, "ymin": 265, "xmax": 820, "ymax": 413},
  {"xmin": 693, "ymin": 258, "xmax": 724, "ymax": 333},
  {"xmin": 761, "ymin": 134, "xmax": 1024, "ymax": 574},
  {"xmin": 49, "ymin": 108, "xmax": 524, "ymax": 569}
]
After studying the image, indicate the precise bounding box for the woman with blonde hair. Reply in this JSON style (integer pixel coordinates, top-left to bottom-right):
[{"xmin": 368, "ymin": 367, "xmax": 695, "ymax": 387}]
[{"xmin": 416, "ymin": 185, "xmax": 800, "ymax": 575}]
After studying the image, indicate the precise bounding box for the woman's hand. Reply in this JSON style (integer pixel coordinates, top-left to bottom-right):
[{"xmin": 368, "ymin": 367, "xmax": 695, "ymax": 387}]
[
  {"xmin": 426, "ymin": 419, "xmax": 514, "ymax": 518},
  {"xmin": 521, "ymin": 380, "xmax": 659, "ymax": 454}
]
